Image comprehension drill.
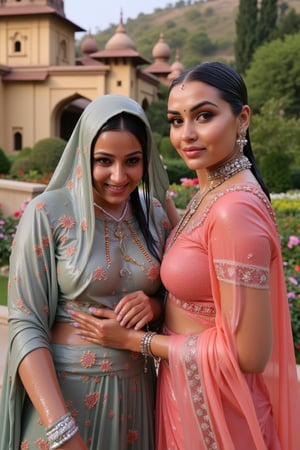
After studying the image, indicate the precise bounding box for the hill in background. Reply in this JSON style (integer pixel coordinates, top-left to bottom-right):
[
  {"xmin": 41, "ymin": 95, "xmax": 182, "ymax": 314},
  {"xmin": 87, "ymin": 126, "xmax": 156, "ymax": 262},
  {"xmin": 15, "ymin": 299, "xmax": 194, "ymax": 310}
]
[{"xmin": 76, "ymin": 0, "xmax": 300, "ymax": 67}]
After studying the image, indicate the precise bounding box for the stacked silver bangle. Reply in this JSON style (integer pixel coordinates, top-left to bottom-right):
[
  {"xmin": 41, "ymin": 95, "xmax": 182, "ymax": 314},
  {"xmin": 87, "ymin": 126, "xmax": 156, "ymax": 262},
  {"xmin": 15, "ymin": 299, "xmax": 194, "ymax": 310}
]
[
  {"xmin": 140, "ymin": 331, "xmax": 157, "ymax": 373},
  {"xmin": 46, "ymin": 412, "xmax": 78, "ymax": 449}
]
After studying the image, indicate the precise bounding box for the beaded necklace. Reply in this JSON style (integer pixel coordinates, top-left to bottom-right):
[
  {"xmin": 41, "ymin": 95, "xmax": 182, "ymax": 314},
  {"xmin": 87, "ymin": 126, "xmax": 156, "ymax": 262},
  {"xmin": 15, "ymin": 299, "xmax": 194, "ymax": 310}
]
[
  {"xmin": 207, "ymin": 154, "xmax": 251, "ymax": 181},
  {"xmin": 96, "ymin": 205, "xmax": 155, "ymax": 275},
  {"xmin": 170, "ymin": 178, "xmax": 225, "ymax": 244},
  {"xmin": 93, "ymin": 201, "xmax": 128, "ymax": 222},
  {"xmin": 170, "ymin": 154, "xmax": 251, "ymax": 245}
]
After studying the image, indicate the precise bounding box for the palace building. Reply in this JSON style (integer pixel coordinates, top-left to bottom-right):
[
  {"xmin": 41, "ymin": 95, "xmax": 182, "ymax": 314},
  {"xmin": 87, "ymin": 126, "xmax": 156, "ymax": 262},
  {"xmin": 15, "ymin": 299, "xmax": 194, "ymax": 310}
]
[{"xmin": 0, "ymin": 0, "xmax": 183, "ymax": 154}]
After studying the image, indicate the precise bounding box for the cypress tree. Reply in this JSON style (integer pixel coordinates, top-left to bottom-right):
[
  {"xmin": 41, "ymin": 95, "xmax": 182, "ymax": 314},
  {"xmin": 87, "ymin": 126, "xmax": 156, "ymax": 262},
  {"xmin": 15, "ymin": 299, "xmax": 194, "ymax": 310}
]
[
  {"xmin": 234, "ymin": 0, "xmax": 258, "ymax": 74},
  {"xmin": 257, "ymin": 0, "xmax": 278, "ymax": 45}
]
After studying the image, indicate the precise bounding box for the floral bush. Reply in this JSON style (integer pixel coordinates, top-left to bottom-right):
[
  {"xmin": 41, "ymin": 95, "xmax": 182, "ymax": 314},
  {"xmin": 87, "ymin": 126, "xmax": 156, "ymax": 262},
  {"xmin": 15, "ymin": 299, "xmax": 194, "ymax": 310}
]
[
  {"xmin": 0, "ymin": 200, "xmax": 28, "ymax": 267},
  {"xmin": 0, "ymin": 185, "xmax": 300, "ymax": 363},
  {"xmin": 169, "ymin": 177, "xmax": 199, "ymax": 210},
  {"xmin": 274, "ymin": 199, "xmax": 300, "ymax": 363},
  {"xmin": 0, "ymin": 169, "xmax": 52, "ymax": 185}
]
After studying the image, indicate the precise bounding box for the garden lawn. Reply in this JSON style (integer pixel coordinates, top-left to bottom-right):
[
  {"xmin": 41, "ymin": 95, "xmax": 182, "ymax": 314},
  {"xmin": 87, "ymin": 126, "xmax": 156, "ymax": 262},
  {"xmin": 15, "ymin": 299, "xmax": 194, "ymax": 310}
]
[{"xmin": 0, "ymin": 275, "xmax": 8, "ymax": 306}]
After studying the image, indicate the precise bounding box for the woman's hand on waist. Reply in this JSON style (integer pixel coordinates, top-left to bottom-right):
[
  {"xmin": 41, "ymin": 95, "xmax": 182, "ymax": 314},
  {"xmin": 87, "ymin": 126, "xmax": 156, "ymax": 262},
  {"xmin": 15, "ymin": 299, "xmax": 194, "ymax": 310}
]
[
  {"xmin": 67, "ymin": 307, "xmax": 134, "ymax": 349},
  {"xmin": 114, "ymin": 290, "xmax": 158, "ymax": 330}
]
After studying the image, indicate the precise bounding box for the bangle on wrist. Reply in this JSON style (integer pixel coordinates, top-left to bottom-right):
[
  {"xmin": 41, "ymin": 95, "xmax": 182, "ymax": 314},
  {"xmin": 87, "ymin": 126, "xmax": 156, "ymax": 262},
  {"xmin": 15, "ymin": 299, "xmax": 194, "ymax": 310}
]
[
  {"xmin": 46, "ymin": 412, "xmax": 78, "ymax": 450},
  {"xmin": 140, "ymin": 331, "xmax": 159, "ymax": 373}
]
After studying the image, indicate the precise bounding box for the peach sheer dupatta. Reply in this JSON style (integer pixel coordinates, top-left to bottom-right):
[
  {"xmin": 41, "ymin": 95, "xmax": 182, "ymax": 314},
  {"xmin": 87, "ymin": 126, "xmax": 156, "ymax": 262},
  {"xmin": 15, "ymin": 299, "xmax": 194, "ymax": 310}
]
[{"xmin": 163, "ymin": 187, "xmax": 300, "ymax": 450}]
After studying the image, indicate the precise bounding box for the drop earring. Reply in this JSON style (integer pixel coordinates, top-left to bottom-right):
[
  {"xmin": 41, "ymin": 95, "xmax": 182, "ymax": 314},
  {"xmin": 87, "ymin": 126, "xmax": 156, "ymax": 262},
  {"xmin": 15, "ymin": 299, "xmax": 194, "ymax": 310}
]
[{"xmin": 236, "ymin": 130, "xmax": 248, "ymax": 153}]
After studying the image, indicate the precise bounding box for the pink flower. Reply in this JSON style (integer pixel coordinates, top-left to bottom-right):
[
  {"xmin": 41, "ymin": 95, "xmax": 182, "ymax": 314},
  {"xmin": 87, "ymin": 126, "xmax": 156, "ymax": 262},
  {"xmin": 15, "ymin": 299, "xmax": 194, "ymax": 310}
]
[
  {"xmin": 180, "ymin": 177, "xmax": 199, "ymax": 187},
  {"xmin": 287, "ymin": 235, "xmax": 300, "ymax": 248},
  {"xmin": 289, "ymin": 276, "xmax": 298, "ymax": 286}
]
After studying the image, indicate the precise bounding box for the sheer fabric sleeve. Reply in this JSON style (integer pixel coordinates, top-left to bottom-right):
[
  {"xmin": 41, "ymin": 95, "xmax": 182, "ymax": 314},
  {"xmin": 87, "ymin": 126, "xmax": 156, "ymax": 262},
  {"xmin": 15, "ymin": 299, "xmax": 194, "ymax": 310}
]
[
  {"xmin": 7, "ymin": 195, "xmax": 59, "ymax": 372},
  {"xmin": 206, "ymin": 189, "xmax": 275, "ymax": 333}
]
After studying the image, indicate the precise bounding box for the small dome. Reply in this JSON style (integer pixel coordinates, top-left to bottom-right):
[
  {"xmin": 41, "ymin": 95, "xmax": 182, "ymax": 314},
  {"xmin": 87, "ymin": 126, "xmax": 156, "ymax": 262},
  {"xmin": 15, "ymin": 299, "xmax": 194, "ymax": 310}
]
[
  {"xmin": 171, "ymin": 49, "xmax": 184, "ymax": 72},
  {"xmin": 81, "ymin": 34, "xmax": 98, "ymax": 54},
  {"xmin": 105, "ymin": 12, "xmax": 136, "ymax": 51},
  {"xmin": 152, "ymin": 33, "xmax": 171, "ymax": 60}
]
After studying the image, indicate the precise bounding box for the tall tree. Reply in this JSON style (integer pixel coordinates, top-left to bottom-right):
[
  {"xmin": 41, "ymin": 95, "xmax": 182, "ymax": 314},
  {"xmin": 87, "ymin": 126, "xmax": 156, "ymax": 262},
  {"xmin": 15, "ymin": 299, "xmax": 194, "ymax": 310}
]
[
  {"xmin": 234, "ymin": 0, "xmax": 258, "ymax": 74},
  {"xmin": 256, "ymin": 0, "xmax": 278, "ymax": 45},
  {"xmin": 245, "ymin": 33, "xmax": 300, "ymax": 118}
]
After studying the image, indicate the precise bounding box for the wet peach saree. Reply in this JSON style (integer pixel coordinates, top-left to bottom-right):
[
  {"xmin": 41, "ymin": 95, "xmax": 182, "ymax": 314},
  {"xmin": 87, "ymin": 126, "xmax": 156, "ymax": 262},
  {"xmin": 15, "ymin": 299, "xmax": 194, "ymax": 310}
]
[{"xmin": 157, "ymin": 185, "xmax": 300, "ymax": 450}]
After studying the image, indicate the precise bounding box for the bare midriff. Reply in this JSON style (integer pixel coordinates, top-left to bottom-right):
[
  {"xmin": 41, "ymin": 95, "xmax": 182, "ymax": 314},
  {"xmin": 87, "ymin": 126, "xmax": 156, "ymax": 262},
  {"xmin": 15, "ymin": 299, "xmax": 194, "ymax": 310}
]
[
  {"xmin": 164, "ymin": 299, "xmax": 213, "ymax": 334},
  {"xmin": 50, "ymin": 322, "xmax": 89, "ymax": 345}
]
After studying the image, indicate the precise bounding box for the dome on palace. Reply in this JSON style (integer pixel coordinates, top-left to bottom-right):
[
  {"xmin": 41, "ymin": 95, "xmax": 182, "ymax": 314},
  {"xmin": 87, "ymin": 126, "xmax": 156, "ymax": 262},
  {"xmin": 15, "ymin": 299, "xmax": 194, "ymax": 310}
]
[
  {"xmin": 81, "ymin": 33, "xmax": 99, "ymax": 54},
  {"xmin": 152, "ymin": 33, "xmax": 171, "ymax": 60},
  {"xmin": 171, "ymin": 49, "xmax": 184, "ymax": 73},
  {"xmin": 105, "ymin": 12, "xmax": 136, "ymax": 50}
]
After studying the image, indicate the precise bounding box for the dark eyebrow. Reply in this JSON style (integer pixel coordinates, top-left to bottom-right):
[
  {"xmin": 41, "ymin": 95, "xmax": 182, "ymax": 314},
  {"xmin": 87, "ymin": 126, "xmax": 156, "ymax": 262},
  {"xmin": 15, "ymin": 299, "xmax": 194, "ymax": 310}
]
[
  {"xmin": 93, "ymin": 150, "xmax": 142, "ymax": 157},
  {"xmin": 167, "ymin": 100, "xmax": 218, "ymax": 115}
]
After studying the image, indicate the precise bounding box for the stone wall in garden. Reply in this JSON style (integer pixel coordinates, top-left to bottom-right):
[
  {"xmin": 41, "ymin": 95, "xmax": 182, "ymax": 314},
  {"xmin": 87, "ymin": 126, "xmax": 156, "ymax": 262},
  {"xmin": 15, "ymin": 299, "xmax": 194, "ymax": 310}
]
[{"xmin": 0, "ymin": 179, "xmax": 46, "ymax": 217}]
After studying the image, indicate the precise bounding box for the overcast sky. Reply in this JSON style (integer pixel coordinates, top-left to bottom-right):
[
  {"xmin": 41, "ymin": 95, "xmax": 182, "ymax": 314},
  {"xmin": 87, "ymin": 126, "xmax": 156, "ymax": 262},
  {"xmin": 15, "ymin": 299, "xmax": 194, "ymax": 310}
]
[{"xmin": 64, "ymin": 0, "xmax": 174, "ymax": 34}]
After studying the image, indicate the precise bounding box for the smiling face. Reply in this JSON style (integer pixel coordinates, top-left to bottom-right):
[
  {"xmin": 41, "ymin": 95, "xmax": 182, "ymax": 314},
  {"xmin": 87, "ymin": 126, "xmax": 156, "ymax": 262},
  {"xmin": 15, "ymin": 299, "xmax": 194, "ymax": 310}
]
[
  {"xmin": 92, "ymin": 130, "xmax": 143, "ymax": 210},
  {"xmin": 167, "ymin": 80, "xmax": 250, "ymax": 173}
]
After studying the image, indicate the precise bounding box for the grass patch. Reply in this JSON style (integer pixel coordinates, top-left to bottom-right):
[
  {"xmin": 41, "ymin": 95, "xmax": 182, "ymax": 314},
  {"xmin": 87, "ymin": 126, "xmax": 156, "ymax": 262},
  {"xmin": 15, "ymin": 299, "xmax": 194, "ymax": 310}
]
[{"xmin": 0, "ymin": 275, "xmax": 8, "ymax": 306}]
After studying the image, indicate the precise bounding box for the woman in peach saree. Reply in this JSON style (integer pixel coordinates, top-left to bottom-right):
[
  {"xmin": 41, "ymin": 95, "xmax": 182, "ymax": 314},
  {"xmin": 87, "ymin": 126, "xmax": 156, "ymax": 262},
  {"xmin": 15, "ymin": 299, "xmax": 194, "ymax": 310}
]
[{"xmin": 68, "ymin": 62, "xmax": 300, "ymax": 449}]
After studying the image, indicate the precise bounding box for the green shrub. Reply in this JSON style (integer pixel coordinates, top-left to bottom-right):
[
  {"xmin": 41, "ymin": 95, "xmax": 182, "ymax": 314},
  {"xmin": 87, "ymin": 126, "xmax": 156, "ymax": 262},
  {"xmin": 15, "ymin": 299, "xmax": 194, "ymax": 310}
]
[
  {"xmin": 152, "ymin": 131, "xmax": 162, "ymax": 152},
  {"xmin": 164, "ymin": 159, "xmax": 196, "ymax": 184},
  {"xmin": 10, "ymin": 156, "xmax": 37, "ymax": 177},
  {"xmin": 7, "ymin": 153, "xmax": 17, "ymax": 165},
  {"xmin": 0, "ymin": 148, "xmax": 11, "ymax": 174},
  {"xmin": 0, "ymin": 207, "xmax": 19, "ymax": 266},
  {"xmin": 169, "ymin": 182, "xmax": 199, "ymax": 209},
  {"xmin": 291, "ymin": 167, "xmax": 300, "ymax": 190},
  {"xmin": 260, "ymin": 152, "xmax": 292, "ymax": 193},
  {"xmin": 273, "ymin": 202, "xmax": 300, "ymax": 363},
  {"xmin": 159, "ymin": 137, "xmax": 177, "ymax": 159},
  {"xmin": 30, "ymin": 137, "xmax": 66, "ymax": 174},
  {"xmin": 15, "ymin": 146, "xmax": 32, "ymax": 160}
]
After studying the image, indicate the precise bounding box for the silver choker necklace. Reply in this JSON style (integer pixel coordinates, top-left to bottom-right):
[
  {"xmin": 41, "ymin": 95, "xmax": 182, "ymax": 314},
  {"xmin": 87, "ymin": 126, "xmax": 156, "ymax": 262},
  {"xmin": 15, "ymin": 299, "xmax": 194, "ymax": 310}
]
[
  {"xmin": 93, "ymin": 201, "xmax": 129, "ymax": 222},
  {"xmin": 207, "ymin": 154, "xmax": 252, "ymax": 181}
]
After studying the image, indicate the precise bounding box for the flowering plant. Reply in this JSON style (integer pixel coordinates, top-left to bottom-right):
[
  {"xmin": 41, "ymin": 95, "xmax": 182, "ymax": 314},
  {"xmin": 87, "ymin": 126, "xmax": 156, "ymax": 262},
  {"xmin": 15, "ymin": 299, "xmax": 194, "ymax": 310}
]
[
  {"xmin": 169, "ymin": 178, "xmax": 199, "ymax": 210},
  {"xmin": 0, "ymin": 169, "xmax": 52, "ymax": 185},
  {"xmin": 0, "ymin": 200, "xmax": 29, "ymax": 267},
  {"xmin": 276, "ymin": 213, "xmax": 300, "ymax": 363}
]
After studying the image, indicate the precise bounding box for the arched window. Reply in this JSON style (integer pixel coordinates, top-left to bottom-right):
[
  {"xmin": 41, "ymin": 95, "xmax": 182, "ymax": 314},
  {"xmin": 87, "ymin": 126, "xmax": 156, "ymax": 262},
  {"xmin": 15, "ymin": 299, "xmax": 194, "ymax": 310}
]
[
  {"xmin": 14, "ymin": 41, "xmax": 21, "ymax": 52},
  {"xmin": 60, "ymin": 40, "xmax": 67, "ymax": 61},
  {"xmin": 14, "ymin": 132, "xmax": 23, "ymax": 151}
]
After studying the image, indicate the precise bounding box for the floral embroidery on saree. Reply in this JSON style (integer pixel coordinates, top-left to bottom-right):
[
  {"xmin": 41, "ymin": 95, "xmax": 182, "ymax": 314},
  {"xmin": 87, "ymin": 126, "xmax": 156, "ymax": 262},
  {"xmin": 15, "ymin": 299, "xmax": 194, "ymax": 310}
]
[
  {"xmin": 214, "ymin": 259, "xmax": 269, "ymax": 288},
  {"xmin": 183, "ymin": 335, "xmax": 219, "ymax": 449},
  {"xmin": 168, "ymin": 292, "xmax": 216, "ymax": 321},
  {"xmin": 187, "ymin": 184, "xmax": 278, "ymax": 234}
]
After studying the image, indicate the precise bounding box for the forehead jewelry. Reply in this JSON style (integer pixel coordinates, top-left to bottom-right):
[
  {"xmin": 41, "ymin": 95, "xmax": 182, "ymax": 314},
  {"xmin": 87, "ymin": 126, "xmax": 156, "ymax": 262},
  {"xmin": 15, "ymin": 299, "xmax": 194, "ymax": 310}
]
[{"xmin": 180, "ymin": 83, "xmax": 185, "ymax": 90}]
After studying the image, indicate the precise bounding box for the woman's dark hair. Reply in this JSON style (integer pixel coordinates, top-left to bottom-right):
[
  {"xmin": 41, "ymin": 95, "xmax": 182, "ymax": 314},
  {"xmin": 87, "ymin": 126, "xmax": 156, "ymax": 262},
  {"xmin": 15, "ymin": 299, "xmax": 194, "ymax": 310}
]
[
  {"xmin": 170, "ymin": 61, "xmax": 270, "ymax": 199},
  {"xmin": 92, "ymin": 112, "xmax": 160, "ymax": 260}
]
